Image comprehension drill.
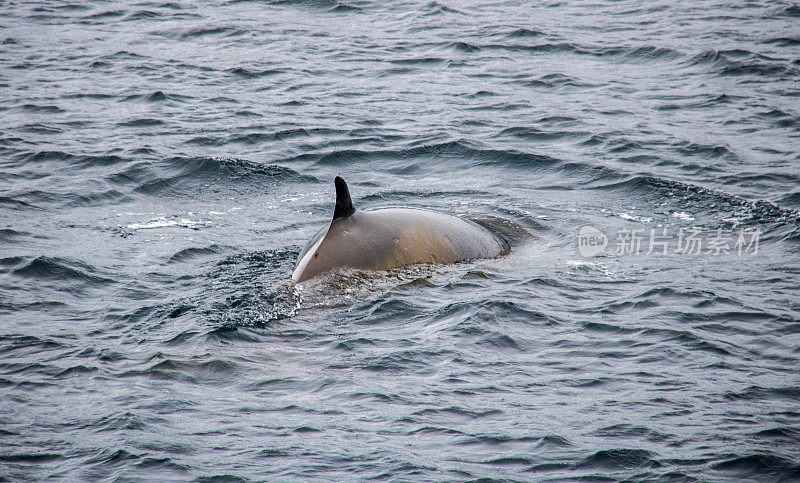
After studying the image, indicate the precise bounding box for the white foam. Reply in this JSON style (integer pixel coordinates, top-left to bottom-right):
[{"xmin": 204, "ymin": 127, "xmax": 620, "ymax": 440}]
[
  {"xmin": 126, "ymin": 218, "xmax": 209, "ymax": 230},
  {"xmin": 618, "ymin": 212, "xmax": 653, "ymax": 223},
  {"xmin": 671, "ymin": 211, "xmax": 695, "ymax": 221}
]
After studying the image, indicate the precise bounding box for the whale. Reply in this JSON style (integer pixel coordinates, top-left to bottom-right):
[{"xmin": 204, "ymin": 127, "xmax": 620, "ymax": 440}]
[{"xmin": 291, "ymin": 177, "xmax": 509, "ymax": 283}]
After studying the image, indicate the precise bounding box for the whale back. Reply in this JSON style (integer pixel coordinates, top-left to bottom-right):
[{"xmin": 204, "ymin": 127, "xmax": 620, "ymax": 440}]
[{"xmin": 292, "ymin": 207, "xmax": 508, "ymax": 283}]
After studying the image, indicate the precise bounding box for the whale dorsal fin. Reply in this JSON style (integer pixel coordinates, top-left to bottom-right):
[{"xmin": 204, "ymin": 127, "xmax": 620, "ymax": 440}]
[{"xmin": 333, "ymin": 176, "xmax": 355, "ymax": 220}]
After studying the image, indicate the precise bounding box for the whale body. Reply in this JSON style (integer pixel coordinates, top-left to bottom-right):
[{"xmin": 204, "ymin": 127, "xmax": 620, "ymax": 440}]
[{"xmin": 291, "ymin": 177, "xmax": 508, "ymax": 283}]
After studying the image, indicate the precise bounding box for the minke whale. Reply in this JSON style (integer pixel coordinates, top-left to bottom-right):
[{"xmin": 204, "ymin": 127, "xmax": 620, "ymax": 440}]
[{"xmin": 292, "ymin": 177, "xmax": 509, "ymax": 283}]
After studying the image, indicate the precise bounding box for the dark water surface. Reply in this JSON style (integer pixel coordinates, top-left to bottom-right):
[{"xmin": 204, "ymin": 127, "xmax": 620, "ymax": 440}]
[{"xmin": 2, "ymin": 0, "xmax": 800, "ymax": 480}]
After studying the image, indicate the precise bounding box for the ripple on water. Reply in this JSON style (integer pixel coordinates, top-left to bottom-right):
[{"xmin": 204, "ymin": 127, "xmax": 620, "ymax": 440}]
[{"xmin": 4, "ymin": 256, "xmax": 113, "ymax": 286}]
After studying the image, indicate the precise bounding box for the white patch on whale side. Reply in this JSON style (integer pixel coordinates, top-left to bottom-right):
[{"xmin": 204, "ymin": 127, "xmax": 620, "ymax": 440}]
[{"xmin": 292, "ymin": 232, "xmax": 326, "ymax": 283}]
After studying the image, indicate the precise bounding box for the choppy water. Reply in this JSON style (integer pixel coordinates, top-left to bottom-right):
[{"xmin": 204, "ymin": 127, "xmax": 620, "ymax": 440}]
[{"xmin": 2, "ymin": 0, "xmax": 800, "ymax": 480}]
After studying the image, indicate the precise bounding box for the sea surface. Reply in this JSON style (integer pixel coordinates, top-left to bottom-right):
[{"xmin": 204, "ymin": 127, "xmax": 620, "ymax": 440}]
[{"xmin": 2, "ymin": 0, "xmax": 800, "ymax": 481}]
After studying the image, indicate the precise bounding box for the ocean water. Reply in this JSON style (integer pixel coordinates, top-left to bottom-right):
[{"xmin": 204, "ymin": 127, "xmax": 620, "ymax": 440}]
[{"xmin": 2, "ymin": 0, "xmax": 800, "ymax": 480}]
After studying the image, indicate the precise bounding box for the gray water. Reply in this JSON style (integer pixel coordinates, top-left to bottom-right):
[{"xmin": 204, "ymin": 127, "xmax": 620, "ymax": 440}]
[{"xmin": 2, "ymin": 0, "xmax": 800, "ymax": 481}]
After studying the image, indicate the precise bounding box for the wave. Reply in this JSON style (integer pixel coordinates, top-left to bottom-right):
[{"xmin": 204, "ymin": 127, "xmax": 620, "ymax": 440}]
[
  {"xmin": 287, "ymin": 139, "xmax": 562, "ymax": 170},
  {"xmin": 764, "ymin": 36, "xmax": 800, "ymax": 47},
  {"xmin": 481, "ymin": 42, "xmax": 587, "ymax": 55},
  {"xmin": 389, "ymin": 57, "xmax": 449, "ymax": 65},
  {"xmin": 595, "ymin": 45, "xmax": 683, "ymax": 61},
  {"xmin": 505, "ymin": 28, "xmax": 545, "ymax": 38},
  {"xmin": 82, "ymin": 9, "xmax": 126, "ymax": 20},
  {"xmin": 0, "ymin": 228, "xmax": 29, "ymax": 244},
  {"xmin": 0, "ymin": 453, "xmax": 63, "ymax": 463},
  {"xmin": 120, "ymin": 90, "xmax": 190, "ymax": 102},
  {"xmin": 752, "ymin": 427, "xmax": 800, "ymax": 440},
  {"xmin": 576, "ymin": 448, "xmax": 659, "ymax": 470},
  {"xmin": 17, "ymin": 103, "xmax": 65, "ymax": 113},
  {"xmin": 654, "ymin": 93, "xmax": 739, "ymax": 111},
  {"xmin": 497, "ymin": 126, "xmax": 590, "ymax": 141},
  {"xmin": 3, "ymin": 255, "xmax": 113, "ymax": 286},
  {"xmin": 0, "ymin": 334, "xmax": 65, "ymax": 357},
  {"xmin": 448, "ymin": 41, "xmax": 683, "ymax": 63},
  {"xmin": 126, "ymin": 10, "xmax": 162, "ymax": 20},
  {"xmin": 227, "ymin": 0, "xmax": 351, "ymax": 9},
  {"xmin": 179, "ymin": 25, "xmax": 244, "ymax": 39},
  {"xmin": 183, "ymin": 127, "xmax": 351, "ymax": 147},
  {"xmin": 419, "ymin": 1, "xmax": 464, "ymax": 16},
  {"xmin": 329, "ymin": 4, "xmax": 361, "ymax": 13},
  {"xmin": 225, "ymin": 67, "xmax": 287, "ymax": 78},
  {"xmin": 584, "ymin": 174, "xmax": 800, "ymax": 237},
  {"xmin": 712, "ymin": 454, "xmax": 800, "ymax": 480},
  {"xmin": 167, "ymin": 244, "xmax": 224, "ymax": 264},
  {"xmin": 132, "ymin": 156, "xmax": 315, "ymax": 194},
  {"xmin": 686, "ymin": 50, "xmax": 798, "ymax": 78},
  {"xmin": 514, "ymin": 73, "xmax": 596, "ymax": 89},
  {"xmin": 723, "ymin": 385, "xmax": 800, "ymax": 402},
  {"xmin": 116, "ymin": 118, "xmax": 165, "ymax": 127},
  {"xmin": 778, "ymin": 4, "xmax": 800, "ymax": 17},
  {"xmin": 16, "ymin": 150, "xmax": 126, "ymax": 168},
  {"xmin": 447, "ymin": 41, "xmax": 482, "ymax": 53},
  {"xmin": 592, "ymin": 424, "xmax": 670, "ymax": 442}
]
